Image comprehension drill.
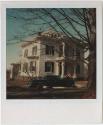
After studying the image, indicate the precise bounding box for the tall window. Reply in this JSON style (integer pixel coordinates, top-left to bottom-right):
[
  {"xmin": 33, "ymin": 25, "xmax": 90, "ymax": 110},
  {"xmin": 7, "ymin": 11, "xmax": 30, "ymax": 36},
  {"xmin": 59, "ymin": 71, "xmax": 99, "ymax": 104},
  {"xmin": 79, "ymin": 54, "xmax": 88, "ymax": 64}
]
[
  {"xmin": 72, "ymin": 48, "xmax": 75, "ymax": 57},
  {"xmin": 30, "ymin": 61, "xmax": 36, "ymax": 72},
  {"xmin": 45, "ymin": 45, "xmax": 54, "ymax": 55},
  {"xmin": 59, "ymin": 45, "xmax": 63, "ymax": 57},
  {"xmin": 76, "ymin": 64, "xmax": 80, "ymax": 74},
  {"xmin": 65, "ymin": 45, "xmax": 69, "ymax": 56},
  {"xmin": 24, "ymin": 49, "xmax": 28, "ymax": 57},
  {"xmin": 76, "ymin": 48, "xmax": 80, "ymax": 58},
  {"xmin": 32, "ymin": 46, "xmax": 37, "ymax": 56},
  {"xmin": 45, "ymin": 62, "xmax": 54, "ymax": 72},
  {"xmin": 23, "ymin": 63, "xmax": 28, "ymax": 72}
]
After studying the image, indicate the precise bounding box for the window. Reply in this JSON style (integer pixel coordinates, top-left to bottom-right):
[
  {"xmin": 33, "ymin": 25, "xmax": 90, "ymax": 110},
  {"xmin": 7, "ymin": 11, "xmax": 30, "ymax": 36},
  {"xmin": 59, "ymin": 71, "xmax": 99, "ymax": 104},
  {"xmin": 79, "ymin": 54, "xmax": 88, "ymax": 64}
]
[
  {"xmin": 67, "ymin": 47, "xmax": 75, "ymax": 57},
  {"xmin": 30, "ymin": 61, "xmax": 36, "ymax": 72},
  {"xmin": 72, "ymin": 48, "xmax": 75, "ymax": 57},
  {"xmin": 59, "ymin": 45, "xmax": 63, "ymax": 57},
  {"xmin": 24, "ymin": 49, "xmax": 28, "ymax": 57},
  {"xmin": 76, "ymin": 64, "xmax": 80, "ymax": 74},
  {"xmin": 23, "ymin": 63, "xmax": 28, "ymax": 72},
  {"xmin": 45, "ymin": 45, "xmax": 54, "ymax": 55},
  {"xmin": 65, "ymin": 46, "xmax": 69, "ymax": 56},
  {"xmin": 45, "ymin": 62, "xmax": 54, "ymax": 72},
  {"xmin": 32, "ymin": 46, "xmax": 37, "ymax": 56},
  {"xmin": 30, "ymin": 62, "xmax": 33, "ymax": 72},
  {"xmin": 76, "ymin": 48, "xmax": 80, "ymax": 57}
]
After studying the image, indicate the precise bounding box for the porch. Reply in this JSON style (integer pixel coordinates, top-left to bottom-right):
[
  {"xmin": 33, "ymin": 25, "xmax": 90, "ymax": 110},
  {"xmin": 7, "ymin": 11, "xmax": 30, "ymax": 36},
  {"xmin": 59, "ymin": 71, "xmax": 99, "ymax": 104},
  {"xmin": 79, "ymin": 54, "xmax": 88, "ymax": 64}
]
[{"xmin": 56, "ymin": 60, "xmax": 80, "ymax": 79}]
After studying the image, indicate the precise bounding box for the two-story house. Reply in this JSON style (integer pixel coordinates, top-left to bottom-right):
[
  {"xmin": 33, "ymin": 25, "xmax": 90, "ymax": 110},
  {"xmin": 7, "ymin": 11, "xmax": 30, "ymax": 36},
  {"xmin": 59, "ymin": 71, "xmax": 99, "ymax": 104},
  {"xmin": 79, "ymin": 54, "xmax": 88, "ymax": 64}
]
[{"xmin": 19, "ymin": 29, "xmax": 87, "ymax": 79}]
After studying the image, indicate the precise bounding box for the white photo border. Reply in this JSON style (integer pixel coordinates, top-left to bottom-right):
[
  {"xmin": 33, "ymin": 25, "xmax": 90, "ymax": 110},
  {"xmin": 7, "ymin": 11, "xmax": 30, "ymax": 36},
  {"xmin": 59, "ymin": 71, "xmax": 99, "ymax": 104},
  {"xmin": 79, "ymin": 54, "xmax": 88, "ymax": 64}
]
[{"xmin": 1, "ymin": 1, "xmax": 102, "ymax": 124}]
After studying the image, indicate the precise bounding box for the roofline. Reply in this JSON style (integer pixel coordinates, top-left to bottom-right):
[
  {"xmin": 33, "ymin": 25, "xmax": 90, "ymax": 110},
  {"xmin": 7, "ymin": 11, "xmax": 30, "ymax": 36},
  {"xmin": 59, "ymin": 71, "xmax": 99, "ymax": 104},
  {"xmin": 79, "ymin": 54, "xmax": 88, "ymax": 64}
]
[
  {"xmin": 21, "ymin": 41, "xmax": 34, "ymax": 48},
  {"xmin": 21, "ymin": 30, "xmax": 86, "ymax": 48},
  {"xmin": 21, "ymin": 36, "xmax": 42, "ymax": 48}
]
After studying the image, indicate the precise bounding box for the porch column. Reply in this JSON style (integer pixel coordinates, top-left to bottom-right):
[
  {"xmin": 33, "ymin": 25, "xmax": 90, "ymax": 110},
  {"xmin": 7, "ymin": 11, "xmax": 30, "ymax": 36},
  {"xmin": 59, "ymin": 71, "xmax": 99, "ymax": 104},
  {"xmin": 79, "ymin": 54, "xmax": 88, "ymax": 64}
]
[
  {"xmin": 61, "ymin": 61, "xmax": 64, "ymax": 78},
  {"xmin": 10, "ymin": 65, "xmax": 13, "ymax": 79},
  {"xmin": 36, "ymin": 60, "xmax": 40, "ymax": 77},
  {"xmin": 20, "ymin": 62, "xmax": 23, "ymax": 73},
  {"xmin": 56, "ymin": 62, "xmax": 59, "ymax": 75},
  {"xmin": 28, "ymin": 62, "xmax": 31, "ymax": 77},
  {"xmin": 62, "ymin": 42, "xmax": 65, "ymax": 57},
  {"xmin": 73, "ymin": 64, "xmax": 77, "ymax": 79}
]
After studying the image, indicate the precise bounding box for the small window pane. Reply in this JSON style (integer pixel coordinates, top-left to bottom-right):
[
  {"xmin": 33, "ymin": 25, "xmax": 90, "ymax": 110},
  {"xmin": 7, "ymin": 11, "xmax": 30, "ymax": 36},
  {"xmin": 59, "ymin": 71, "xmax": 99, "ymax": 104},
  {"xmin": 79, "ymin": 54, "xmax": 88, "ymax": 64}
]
[
  {"xmin": 32, "ymin": 46, "xmax": 37, "ymax": 55},
  {"xmin": 76, "ymin": 64, "xmax": 80, "ymax": 74},
  {"xmin": 24, "ymin": 49, "xmax": 28, "ymax": 57},
  {"xmin": 46, "ymin": 45, "xmax": 54, "ymax": 55},
  {"xmin": 30, "ymin": 61, "xmax": 36, "ymax": 72}
]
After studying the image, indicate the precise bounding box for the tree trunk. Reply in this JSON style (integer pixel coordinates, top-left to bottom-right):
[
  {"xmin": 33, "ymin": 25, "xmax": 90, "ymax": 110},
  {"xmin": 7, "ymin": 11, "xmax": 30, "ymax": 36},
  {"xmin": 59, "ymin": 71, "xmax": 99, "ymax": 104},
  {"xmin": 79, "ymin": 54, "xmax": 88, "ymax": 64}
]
[
  {"xmin": 81, "ymin": 9, "xmax": 96, "ymax": 98},
  {"xmin": 87, "ymin": 9, "xmax": 96, "ymax": 90},
  {"xmin": 87, "ymin": 49, "xmax": 96, "ymax": 90}
]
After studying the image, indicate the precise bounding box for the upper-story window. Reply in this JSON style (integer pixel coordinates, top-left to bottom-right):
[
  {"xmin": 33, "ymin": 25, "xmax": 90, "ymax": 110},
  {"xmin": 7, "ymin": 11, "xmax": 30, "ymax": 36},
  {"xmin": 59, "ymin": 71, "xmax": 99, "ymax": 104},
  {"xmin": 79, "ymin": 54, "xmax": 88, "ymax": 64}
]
[
  {"xmin": 45, "ymin": 45, "xmax": 54, "ymax": 55},
  {"xmin": 59, "ymin": 45, "xmax": 63, "ymax": 57},
  {"xmin": 24, "ymin": 49, "xmax": 28, "ymax": 57},
  {"xmin": 76, "ymin": 48, "xmax": 80, "ymax": 58},
  {"xmin": 72, "ymin": 48, "xmax": 75, "ymax": 57},
  {"xmin": 32, "ymin": 46, "xmax": 37, "ymax": 56}
]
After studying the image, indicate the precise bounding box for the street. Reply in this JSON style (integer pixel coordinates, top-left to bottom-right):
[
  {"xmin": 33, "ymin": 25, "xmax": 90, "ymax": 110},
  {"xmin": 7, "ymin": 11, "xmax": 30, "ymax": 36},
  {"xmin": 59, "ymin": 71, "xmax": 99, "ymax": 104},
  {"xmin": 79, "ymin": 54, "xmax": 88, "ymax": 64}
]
[{"xmin": 7, "ymin": 85, "xmax": 88, "ymax": 99}]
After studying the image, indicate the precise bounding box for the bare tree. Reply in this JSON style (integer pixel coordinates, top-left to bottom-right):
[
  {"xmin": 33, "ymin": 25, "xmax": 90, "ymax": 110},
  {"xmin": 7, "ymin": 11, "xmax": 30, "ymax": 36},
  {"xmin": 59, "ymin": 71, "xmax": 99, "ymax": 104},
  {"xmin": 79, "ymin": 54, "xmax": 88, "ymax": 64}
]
[
  {"xmin": 7, "ymin": 8, "xmax": 96, "ymax": 94},
  {"xmin": 39, "ymin": 8, "xmax": 96, "ymax": 91}
]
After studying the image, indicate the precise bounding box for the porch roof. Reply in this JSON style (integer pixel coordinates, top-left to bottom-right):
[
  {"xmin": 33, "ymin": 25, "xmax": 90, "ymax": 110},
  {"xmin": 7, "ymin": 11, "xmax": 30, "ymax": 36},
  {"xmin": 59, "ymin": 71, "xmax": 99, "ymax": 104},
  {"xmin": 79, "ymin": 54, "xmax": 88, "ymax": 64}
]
[{"xmin": 27, "ymin": 55, "xmax": 39, "ymax": 59}]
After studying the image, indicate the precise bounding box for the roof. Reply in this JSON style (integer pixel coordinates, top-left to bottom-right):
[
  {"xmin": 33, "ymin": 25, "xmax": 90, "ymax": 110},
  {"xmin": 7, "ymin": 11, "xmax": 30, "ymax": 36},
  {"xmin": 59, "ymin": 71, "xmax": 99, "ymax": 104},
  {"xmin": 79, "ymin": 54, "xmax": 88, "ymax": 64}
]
[
  {"xmin": 21, "ymin": 41, "xmax": 34, "ymax": 47},
  {"xmin": 21, "ymin": 29, "xmax": 87, "ymax": 49}
]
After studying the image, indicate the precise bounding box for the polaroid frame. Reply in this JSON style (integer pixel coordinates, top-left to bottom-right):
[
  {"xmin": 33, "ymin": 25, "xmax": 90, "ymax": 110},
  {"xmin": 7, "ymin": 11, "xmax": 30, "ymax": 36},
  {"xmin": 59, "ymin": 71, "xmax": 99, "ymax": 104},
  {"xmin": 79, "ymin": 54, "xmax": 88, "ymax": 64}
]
[{"xmin": 1, "ymin": 1, "xmax": 102, "ymax": 124}]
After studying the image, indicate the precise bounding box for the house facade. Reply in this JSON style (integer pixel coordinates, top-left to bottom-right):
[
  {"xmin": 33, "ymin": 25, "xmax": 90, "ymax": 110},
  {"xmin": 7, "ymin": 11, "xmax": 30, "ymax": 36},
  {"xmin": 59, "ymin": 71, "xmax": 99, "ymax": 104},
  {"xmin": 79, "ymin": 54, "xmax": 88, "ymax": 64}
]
[{"xmin": 19, "ymin": 30, "xmax": 88, "ymax": 79}]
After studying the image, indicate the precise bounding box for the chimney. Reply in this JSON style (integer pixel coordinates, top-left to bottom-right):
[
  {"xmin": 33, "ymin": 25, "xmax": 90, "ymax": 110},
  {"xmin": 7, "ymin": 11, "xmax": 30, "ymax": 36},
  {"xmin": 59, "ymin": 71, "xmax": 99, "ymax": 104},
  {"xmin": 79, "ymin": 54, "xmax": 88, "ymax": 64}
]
[{"xmin": 38, "ymin": 32, "xmax": 41, "ymax": 36}]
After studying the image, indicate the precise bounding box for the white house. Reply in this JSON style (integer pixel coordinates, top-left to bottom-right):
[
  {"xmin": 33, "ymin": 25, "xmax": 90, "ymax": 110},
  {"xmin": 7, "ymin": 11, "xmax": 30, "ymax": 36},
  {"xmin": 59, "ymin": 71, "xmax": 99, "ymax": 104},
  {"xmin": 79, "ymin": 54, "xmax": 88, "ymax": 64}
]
[{"xmin": 19, "ymin": 29, "xmax": 88, "ymax": 79}]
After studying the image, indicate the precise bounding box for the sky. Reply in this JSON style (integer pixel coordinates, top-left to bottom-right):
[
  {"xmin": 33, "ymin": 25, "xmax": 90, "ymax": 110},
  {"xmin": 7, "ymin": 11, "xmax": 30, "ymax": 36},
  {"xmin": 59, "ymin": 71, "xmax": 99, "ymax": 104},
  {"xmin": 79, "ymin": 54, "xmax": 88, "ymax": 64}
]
[{"xmin": 6, "ymin": 8, "xmax": 86, "ymax": 69}]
